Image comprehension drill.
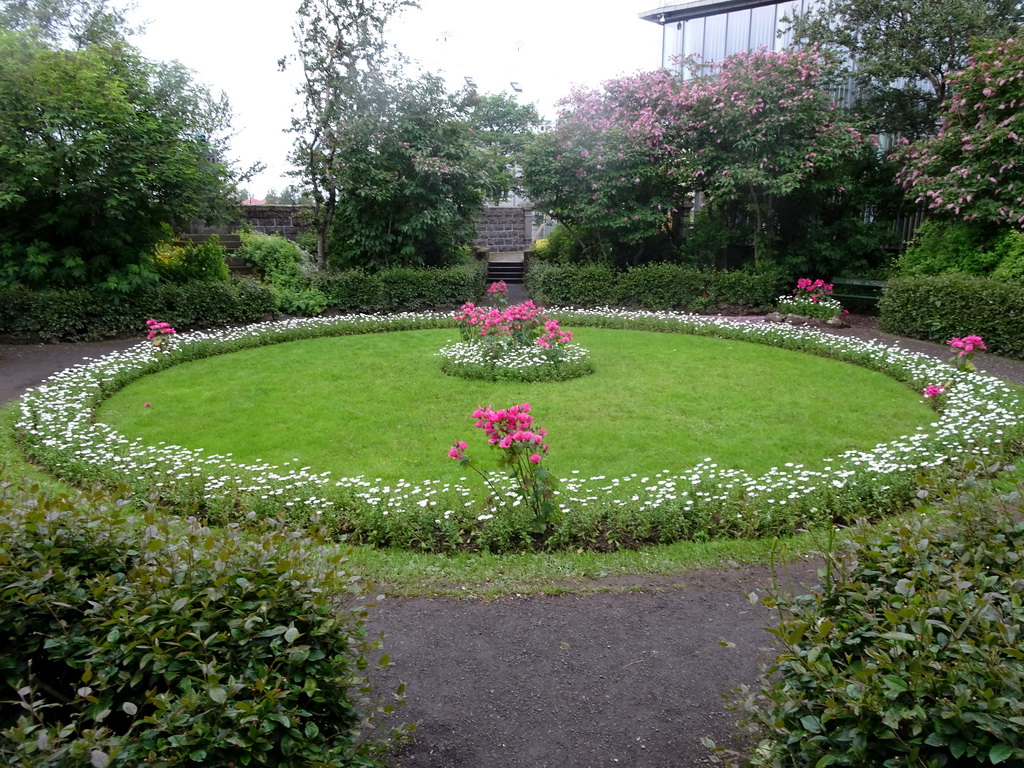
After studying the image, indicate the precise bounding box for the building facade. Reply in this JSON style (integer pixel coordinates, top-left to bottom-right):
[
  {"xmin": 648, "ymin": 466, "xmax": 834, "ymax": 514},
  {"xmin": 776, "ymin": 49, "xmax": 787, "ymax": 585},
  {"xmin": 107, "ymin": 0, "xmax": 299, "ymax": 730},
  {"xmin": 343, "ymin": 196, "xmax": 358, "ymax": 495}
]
[{"xmin": 639, "ymin": 0, "xmax": 815, "ymax": 73}]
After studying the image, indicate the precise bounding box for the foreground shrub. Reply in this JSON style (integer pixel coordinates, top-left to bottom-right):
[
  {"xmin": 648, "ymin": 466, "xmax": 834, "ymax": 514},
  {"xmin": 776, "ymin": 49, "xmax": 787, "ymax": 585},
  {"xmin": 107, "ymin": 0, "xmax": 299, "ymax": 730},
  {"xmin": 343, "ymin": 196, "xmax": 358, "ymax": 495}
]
[
  {"xmin": 879, "ymin": 274, "xmax": 1024, "ymax": 360},
  {"xmin": 714, "ymin": 463, "xmax": 1024, "ymax": 767},
  {"xmin": 0, "ymin": 480, "xmax": 408, "ymax": 766},
  {"xmin": 0, "ymin": 278, "xmax": 277, "ymax": 342}
]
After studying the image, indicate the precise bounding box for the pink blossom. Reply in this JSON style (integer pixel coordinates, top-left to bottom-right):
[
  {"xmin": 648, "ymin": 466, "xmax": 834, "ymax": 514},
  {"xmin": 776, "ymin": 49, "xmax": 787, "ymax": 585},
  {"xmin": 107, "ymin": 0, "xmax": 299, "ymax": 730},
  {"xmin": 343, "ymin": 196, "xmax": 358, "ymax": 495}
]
[{"xmin": 529, "ymin": 454, "xmax": 541, "ymax": 464}]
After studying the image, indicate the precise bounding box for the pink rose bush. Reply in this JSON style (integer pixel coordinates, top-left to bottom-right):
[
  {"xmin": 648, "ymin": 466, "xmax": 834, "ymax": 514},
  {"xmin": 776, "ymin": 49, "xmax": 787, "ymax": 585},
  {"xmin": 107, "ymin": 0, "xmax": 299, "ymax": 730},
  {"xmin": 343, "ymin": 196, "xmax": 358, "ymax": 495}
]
[
  {"xmin": 947, "ymin": 335, "xmax": 987, "ymax": 372},
  {"xmin": 440, "ymin": 284, "xmax": 592, "ymax": 382},
  {"xmin": 448, "ymin": 403, "xmax": 558, "ymax": 531},
  {"xmin": 776, "ymin": 278, "xmax": 846, "ymax": 321},
  {"xmin": 146, "ymin": 318, "xmax": 176, "ymax": 347}
]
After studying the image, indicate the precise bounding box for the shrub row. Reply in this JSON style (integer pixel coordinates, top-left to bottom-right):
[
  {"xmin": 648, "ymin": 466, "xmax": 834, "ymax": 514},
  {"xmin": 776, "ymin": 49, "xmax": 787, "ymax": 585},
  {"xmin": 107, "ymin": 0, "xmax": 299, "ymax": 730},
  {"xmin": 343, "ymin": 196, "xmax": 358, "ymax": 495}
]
[
  {"xmin": 0, "ymin": 278, "xmax": 278, "ymax": 342},
  {"xmin": 0, "ymin": 480, "xmax": 408, "ymax": 767},
  {"xmin": 879, "ymin": 274, "xmax": 1024, "ymax": 360},
  {"xmin": 0, "ymin": 263, "xmax": 487, "ymax": 342},
  {"xmin": 312, "ymin": 262, "xmax": 487, "ymax": 312},
  {"xmin": 525, "ymin": 261, "xmax": 786, "ymax": 311},
  {"xmin": 719, "ymin": 462, "xmax": 1024, "ymax": 767}
]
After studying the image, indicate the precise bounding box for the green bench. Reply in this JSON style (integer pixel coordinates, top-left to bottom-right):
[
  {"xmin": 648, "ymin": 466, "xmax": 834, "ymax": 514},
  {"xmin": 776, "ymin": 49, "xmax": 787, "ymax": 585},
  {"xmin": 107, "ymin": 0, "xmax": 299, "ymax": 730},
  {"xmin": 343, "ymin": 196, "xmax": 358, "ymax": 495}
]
[{"xmin": 830, "ymin": 277, "xmax": 886, "ymax": 305}]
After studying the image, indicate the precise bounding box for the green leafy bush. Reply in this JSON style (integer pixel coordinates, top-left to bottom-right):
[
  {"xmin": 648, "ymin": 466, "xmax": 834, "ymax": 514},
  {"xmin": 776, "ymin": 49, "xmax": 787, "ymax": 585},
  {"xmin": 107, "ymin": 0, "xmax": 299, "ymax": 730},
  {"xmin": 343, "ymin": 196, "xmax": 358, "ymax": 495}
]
[
  {"xmin": 529, "ymin": 262, "xmax": 783, "ymax": 312},
  {"xmin": 153, "ymin": 235, "xmax": 231, "ymax": 283},
  {"xmin": 896, "ymin": 219, "xmax": 1001, "ymax": 276},
  {"xmin": 313, "ymin": 270, "xmax": 388, "ymax": 311},
  {"xmin": 718, "ymin": 464, "xmax": 1024, "ymax": 767},
  {"xmin": 991, "ymin": 230, "xmax": 1024, "ymax": 283},
  {"xmin": 236, "ymin": 232, "xmax": 327, "ymax": 316},
  {"xmin": 0, "ymin": 278, "xmax": 277, "ymax": 342},
  {"xmin": 0, "ymin": 480, "xmax": 409, "ymax": 767},
  {"xmin": 879, "ymin": 274, "xmax": 1024, "ymax": 360}
]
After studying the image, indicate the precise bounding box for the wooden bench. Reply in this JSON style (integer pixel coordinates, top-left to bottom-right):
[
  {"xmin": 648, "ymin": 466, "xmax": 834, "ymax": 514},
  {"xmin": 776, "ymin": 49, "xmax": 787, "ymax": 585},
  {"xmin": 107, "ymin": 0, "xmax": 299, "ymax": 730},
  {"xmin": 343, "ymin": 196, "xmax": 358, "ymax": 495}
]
[{"xmin": 830, "ymin": 277, "xmax": 886, "ymax": 304}]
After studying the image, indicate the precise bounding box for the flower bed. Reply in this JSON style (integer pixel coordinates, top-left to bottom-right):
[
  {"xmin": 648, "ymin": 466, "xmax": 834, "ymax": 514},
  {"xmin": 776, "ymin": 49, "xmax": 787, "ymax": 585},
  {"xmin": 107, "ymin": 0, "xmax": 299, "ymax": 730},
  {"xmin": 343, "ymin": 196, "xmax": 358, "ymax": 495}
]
[{"xmin": 13, "ymin": 309, "xmax": 1024, "ymax": 552}]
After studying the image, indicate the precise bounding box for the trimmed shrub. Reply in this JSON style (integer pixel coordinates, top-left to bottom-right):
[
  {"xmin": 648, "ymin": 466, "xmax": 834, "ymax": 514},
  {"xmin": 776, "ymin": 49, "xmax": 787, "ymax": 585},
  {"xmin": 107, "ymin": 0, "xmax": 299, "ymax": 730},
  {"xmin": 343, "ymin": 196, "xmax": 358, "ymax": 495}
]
[
  {"xmin": 0, "ymin": 481, "xmax": 408, "ymax": 767},
  {"xmin": 617, "ymin": 263, "xmax": 708, "ymax": 310},
  {"xmin": 879, "ymin": 274, "xmax": 1024, "ymax": 360},
  {"xmin": 532, "ymin": 264, "xmax": 619, "ymax": 306},
  {"xmin": 530, "ymin": 262, "xmax": 784, "ymax": 312},
  {"xmin": 0, "ymin": 278, "xmax": 277, "ymax": 342},
  {"xmin": 377, "ymin": 262, "xmax": 486, "ymax": 310},
  {"xmin": 719, "ymin": 463, "xmax": 1024, "ymax": 767},
  {"xmin": 314, "ymin": 270, "xmax": 388, "ymax": 312}
]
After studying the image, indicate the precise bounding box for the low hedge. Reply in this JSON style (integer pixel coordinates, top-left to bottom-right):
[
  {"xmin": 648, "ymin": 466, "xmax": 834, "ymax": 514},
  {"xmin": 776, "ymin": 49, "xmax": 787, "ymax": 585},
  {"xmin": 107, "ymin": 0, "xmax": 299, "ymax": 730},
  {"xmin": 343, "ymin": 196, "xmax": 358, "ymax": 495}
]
[
  {"xmin": 0, "ymin": 263, "xmax": 487, "ymax": 343},
  {"xmin": 719, "ymin": 463, "xmax": 1024, "ymax": 767},
  {"xmin": 879, "ymin": 274, "xmax": 1024, "ymax": 360},
  {"xmin": 314, "ymin": 263, "xmax": 486, "ymax": 312},
  {"xmin": 0, "ymin": 481, "xmax": 408, "ymax": 766},
  {"xmin": 0, "ymin": 278, "xmax": 278, "ymax": 342},
  {"xmin": 526, "ymin": 261, "xmax": 785, "ymax": 311}
]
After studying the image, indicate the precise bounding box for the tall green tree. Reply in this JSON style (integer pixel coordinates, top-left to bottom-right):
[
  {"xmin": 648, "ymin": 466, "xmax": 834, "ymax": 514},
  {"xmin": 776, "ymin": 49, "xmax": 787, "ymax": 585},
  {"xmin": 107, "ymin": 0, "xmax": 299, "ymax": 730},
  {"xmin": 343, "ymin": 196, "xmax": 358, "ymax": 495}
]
[
  {"xmin": 0, "ymin": 30, "xmax": 239, "ymax": 289},
  {"xmin": 785, "ymin": 0, "xmax": 1024, "ymax": 138},
  {"xmin": 280, "ymin": 0, "xmax": 413, "ymax": 269},
  {"xmin": 0, "ymin": 0, "xmax": 137, "ymax": 48},
  {"xmin": 326, "ymin": 74, "xmax": 490, "ymax": 270},
  {"xmin": 468, "ymin": 92, "xmax": 542, "ymax": 203}
]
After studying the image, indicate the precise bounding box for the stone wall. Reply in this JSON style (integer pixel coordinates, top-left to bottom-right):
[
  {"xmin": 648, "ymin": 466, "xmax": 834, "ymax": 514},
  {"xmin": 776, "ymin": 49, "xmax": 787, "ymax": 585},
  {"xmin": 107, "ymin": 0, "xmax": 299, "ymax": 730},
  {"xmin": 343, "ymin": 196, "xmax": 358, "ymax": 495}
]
[
  {"xmin": 473, "ymin": 206, "xmax": 532, "ymax": 252},
  {"xmin": 186, "ymin": 205, "xmax": 309, "ymax": 240}
]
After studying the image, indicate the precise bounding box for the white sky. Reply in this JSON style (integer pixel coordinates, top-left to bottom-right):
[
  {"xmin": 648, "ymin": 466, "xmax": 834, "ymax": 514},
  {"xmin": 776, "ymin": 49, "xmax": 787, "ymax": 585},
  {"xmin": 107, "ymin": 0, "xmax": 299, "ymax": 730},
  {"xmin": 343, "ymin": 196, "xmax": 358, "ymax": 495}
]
[{"xmin": 127, "ymin": 0, "xmax": 663, "ymax": 197}]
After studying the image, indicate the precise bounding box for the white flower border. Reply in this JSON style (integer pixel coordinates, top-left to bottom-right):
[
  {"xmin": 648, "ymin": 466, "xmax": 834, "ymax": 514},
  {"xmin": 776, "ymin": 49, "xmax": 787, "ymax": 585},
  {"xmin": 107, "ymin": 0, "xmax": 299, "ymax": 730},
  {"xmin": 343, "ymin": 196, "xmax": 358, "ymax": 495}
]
[{"xmin": 13, "ymin": 309, "xmax": 1024, "ymax": 536}]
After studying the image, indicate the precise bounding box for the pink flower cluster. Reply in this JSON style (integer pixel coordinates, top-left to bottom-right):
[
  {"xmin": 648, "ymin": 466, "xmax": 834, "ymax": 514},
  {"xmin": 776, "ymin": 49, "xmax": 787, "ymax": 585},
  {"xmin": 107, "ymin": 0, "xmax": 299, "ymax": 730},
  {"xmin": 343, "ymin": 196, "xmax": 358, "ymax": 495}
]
[
  {"xmin": 455, "ymin": 300, "xmax": 572, "ymax": 351},
  {"xmin": 947, "ymin": 335, "xmax": 987, "ymax": 355},
  {"xmin": 922, "ymin": 384, "xmax": 946, "ymax": 398},
  {"xmin": 146, "ymin": 318, "xmax": 176, "ymax": 340},
  {"xmin": 471, "ymin": 403, "xmax": 548, "ymax": 461},
  {"xmin": 485, "ymin": 281, "xmax": 508, "ymax": 297},
  {"xmin": 794, "ymin": 278, "xmax": 833, "ymax": 303}
]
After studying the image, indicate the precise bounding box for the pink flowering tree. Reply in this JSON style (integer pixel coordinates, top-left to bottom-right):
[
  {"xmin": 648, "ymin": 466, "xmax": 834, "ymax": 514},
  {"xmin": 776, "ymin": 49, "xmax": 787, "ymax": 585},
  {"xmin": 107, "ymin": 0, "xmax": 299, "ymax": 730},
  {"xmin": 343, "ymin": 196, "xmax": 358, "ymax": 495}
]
[
  {"xmin": 893, "ymin": 35, "xmax": 1024, "ymax": 229},
  {"xmin": 674, "ymin": 47, "xmax": 872, "ymax": 263},
  {"xmin": 521, "ymin": 71, "xmax": 693, "ymax": 265}
]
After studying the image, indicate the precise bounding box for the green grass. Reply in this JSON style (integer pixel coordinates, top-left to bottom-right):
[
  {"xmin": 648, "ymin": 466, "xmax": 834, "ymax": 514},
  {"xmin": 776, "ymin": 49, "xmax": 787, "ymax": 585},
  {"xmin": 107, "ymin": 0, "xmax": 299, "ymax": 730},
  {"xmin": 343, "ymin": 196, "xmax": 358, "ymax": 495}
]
[{"xmin": 96, "ymin": 327, "xmax": 933, "ymax": 484}]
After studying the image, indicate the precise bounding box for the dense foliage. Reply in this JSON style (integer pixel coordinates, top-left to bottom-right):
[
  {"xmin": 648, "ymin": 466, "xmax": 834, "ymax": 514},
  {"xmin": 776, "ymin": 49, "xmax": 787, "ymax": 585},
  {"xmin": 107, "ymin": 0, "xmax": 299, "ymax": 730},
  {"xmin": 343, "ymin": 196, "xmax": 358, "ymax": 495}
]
[
  {"xmin": 893, "ymin": 34, "xmax": 1024, "ymax": 229},
  {"xmin": 785, "ymin": 0, "xmax": 1024, "ymax": 138},
  {"xmin": 879, "ymin": 274, "xmax": 1024, "ymax": 360},
  {"xmin": 0, "ymin": 480, "xmax": 408, "ymax": 766},
  {"xmin": 324, "ymin": 75, "xmax": 491, "ymax": 270},
  {"xmin": 0, "ymin": 26, "xmax": 238, "ymax": 290},
  {"xmin": 523, "ymin": 48, "xmax": 879, "ymax": 272},
  {"xmin": 716, "ymin": 464, "xmax": 1024, "ymax": 767}
]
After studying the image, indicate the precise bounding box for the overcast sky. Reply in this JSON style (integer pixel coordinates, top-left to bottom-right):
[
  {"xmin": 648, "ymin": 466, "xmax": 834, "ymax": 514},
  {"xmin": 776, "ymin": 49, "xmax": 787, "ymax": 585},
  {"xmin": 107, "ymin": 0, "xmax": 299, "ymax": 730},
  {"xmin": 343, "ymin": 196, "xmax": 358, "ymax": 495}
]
[{"xmin": 127, "ymin": 0, "xmax": 663, "ymax": 196}]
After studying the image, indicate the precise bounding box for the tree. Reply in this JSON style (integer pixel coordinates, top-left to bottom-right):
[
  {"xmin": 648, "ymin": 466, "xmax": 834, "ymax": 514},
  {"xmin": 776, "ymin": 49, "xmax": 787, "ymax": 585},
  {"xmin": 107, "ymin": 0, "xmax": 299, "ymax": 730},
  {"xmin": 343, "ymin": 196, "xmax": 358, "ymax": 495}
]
[
  {"xmin": 676, "ymin": 47, "xmax": 871, "ymax": 263},
  {"xmin": 893, "ymin": 34, "xmax": 1024, "ymax": 229},
  {"xmin": 0, "ymin": 30, "xmax": 239, "ymax": 289},
  {"xmin": 280, "ymin": 0, "xmax": 412, "ymax": 269},
  {"xmin": 0, "ymin": 0, "xmax": 139, "ymax": 48},
  {"xmin": 468, "ymin": 92, "xmax": 542, "ymax": 203},
  {"xmin": 785, "ymin": 0, "xmax": 1024, "ymax": 137},
  {"xmin": 521, "ymin": 70, "xmax": 692, "ymax": 265},
  {"xmin": 325, "ymin": 74, "xmax": 491, "ymax": 270}
]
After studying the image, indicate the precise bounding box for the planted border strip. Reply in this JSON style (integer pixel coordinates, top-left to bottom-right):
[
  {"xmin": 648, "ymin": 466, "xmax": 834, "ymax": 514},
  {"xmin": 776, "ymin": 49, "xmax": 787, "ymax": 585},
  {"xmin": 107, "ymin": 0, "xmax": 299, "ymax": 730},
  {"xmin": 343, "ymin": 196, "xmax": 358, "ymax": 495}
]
[{"xmin": 13, "ymin": 309, "xmax": 1024, "ymax": 552}]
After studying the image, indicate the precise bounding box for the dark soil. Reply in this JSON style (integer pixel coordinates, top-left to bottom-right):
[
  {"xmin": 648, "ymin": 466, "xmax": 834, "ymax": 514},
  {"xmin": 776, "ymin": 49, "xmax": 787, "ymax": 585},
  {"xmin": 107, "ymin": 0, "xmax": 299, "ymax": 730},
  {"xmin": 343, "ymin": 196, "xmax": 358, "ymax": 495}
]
[{"xmin": 4, "ymin": 317, "xmax": 1024, "ymax": 767}]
